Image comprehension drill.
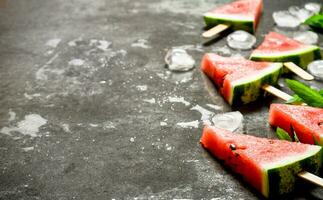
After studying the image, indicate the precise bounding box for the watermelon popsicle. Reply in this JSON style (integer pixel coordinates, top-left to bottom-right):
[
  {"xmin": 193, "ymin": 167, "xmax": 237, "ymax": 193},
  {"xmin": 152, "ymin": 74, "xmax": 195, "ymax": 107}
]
[
  {"xmin": 201, "ymin": 53, "xmax": 283, "ymax": 105},
  {"xmin": 203, "ymin": 0, "xmax": 263, "ymax": 38},
  {"xmin": 200, "ymin": 125, "xmax": 323, "ymax": 198},
  {"xmin": 250, "ymin": 32, "xmax": 321, "ymax": 80},
  {"xmin": 269, "ymin": 104, "xmax": 323, "ymax": 146}
]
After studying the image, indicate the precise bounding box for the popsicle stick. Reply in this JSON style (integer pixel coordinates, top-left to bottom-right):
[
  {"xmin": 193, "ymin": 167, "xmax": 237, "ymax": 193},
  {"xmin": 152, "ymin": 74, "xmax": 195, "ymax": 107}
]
[
  {"xmin": 284, "ymin": 62, "xmax": 314, "ymax": 81},
  {"xmin": 298, "ymin": 171, "xmax": 323, "ymax": 187},
  {"xmin": 262, "ymin": 84, "xmax": 293, "ymax": 101},
  {"xmin": 202, "ymin": 24, "xmax": 230, "ymax": 38},
  {"xmin": 262, "ymin": 84, "xmax": 307, "ymax": 105}
]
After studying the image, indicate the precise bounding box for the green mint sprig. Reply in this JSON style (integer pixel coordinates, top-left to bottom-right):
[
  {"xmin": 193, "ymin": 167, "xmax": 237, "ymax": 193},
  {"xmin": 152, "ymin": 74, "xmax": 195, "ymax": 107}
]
[
  {"xmin": 285, "ymin": 79, "xmax": 323, "ymax": 108},
  {"xmin": 304, "ymin": 14, "xmax": 323, "ymax": 32},
  {"xmin": 276, "ymin": 127, "xmax": 292, "ymax": 141},
  {"xmin": 275, "ymin": 126, "xmax": 300, "ymax": 142}
]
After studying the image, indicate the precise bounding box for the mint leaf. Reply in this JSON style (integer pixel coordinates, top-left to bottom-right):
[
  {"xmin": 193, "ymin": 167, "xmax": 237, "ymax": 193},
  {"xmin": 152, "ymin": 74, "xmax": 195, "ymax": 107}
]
[
  {"xmin": 286, "ymin": 94, "xmax": 304, "ymax": 105},
  {"xmin": 319, "ymin": 89, "xmax": 323, "ymax": 96},
  {"xmin": 304, "ymin": 14, "xmax": 323, "ymax": 31},
  {"xmin": 285, "ymin": 79, "xmax": 323, "ymax": 108},
  {"xmin": 276, "ymin": 127, "xmax": 292, "ymax": 141}
]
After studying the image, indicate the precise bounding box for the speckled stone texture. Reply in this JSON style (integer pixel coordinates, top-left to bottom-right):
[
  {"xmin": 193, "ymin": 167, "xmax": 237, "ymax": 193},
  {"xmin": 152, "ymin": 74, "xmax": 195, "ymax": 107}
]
[{"xmin": 0, "ymin": 0, "xmax": 322, "ymax": 199}]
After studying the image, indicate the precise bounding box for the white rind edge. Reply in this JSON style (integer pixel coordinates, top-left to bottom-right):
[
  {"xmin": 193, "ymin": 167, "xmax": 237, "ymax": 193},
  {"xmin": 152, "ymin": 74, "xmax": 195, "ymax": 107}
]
[
  {"xmin": 250, "ymin": 45, "xmax": 319, "ymax": 58},
  {"xmin": 261, "ymin": 146, "xmax": 322, "ymax": 197},
  {"xmin": 204, "ymin": 12, "xmax": 254, "ymax": 22},
  {"xmin": 228, "ymin": 63, "xmax": 283, "ymax": 104}
]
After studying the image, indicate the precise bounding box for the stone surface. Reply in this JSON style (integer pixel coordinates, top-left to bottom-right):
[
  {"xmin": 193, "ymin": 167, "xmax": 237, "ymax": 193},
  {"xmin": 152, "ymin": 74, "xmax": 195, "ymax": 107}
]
[{"xmin": 0, "ymin": 0, "xmax": 322, "ymax": 199}]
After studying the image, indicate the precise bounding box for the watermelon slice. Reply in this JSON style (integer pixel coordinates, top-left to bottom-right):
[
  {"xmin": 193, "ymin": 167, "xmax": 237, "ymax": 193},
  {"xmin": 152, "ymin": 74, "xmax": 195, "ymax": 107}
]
[
  {"xmin": 203, "ymin": 0, "xmax": 263, "ymax": 33},
  {"xmin": 250, "ymin": 32, "xmax": 321, "ymax": 69},
  {"xmin": 201, "ymin": 53, "xmax": 282, "ymax": 105},
  {"xmin": 269, "ymin": 104, "xmax": 323, "ymax": 146},
  {"xmin": 201, "ymin": 125, "xmax": 323, "ymax": 198}
]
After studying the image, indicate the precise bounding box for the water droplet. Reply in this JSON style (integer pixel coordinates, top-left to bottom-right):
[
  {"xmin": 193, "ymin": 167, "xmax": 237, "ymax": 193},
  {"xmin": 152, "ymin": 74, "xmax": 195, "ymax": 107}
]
[
  {"xmin": 68, "ymin": 59, "xmax": 85, "ymax": 66},
  {"xmin": 131, "ymin": 39, "xmax": 151, "ymax": 49},
  {"xmin": 160, "ymin": 122, "xmax": 167, "ymax": 126},
  {"xmin": 176, "ymin": 120, "xmax": 199, "ymax": 129}
]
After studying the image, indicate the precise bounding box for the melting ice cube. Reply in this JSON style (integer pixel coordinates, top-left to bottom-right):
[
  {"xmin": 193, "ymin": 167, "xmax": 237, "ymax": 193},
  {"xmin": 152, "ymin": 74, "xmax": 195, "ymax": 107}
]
[
  {"xmin": 211, "ymin": 45, "xmax": 232, "ymax": 57},
  {"xmin": 272, "ymin": 11, "xmax": 301, "ymax": 28},
  {"xmin": 305, "ymin": 2, "xmax": 321, "ymax": 14},
  {"xmin": 289, "ymin": 6, "xmax": 314, "ymax": 22},
  {"xmin": 293, "ymin": 31, "xmax": 318, "ymax": 45},
  {"xmin": 165, "ymin": 48, "xmax": 195, "ymax": 72},
  {"xmin": 308, "ymin": 60, "xmax": 323, "ymax": 80},
  {"xmin": 211, "ymin": 111, "xmax": 243, "ymax": 132},
  {"xmin": 226, "ymin": 30, "xmax": 256, "ymax": 50}
]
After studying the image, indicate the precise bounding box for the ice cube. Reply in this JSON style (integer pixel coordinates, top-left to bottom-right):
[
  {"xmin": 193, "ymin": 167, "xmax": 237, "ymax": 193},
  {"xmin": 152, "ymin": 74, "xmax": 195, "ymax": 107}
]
[
  {"xmin": 293, "ymin": 31, "xmax": 318, "ymax": 45},
  {"xmin": 226, "ymin": 30, "xmax": 256, "ymax": 50},
  {"xmin": 298, "ymin": 24, "xmax": 311, "ymax": 31},
  {"xmin": 308, "ymin": 60, "xmax": 323, "ymax": 80},
  {"xmin": 211, "ymin": 111, "xmax": 243, "ymax": 132},
  {"xmin": 212, "ymin": 45, "xmax": 232, "ymax": 56},
  {"xmin": 165, "ymin": 48, "xmax": 195, "ymax": 72},
  {"xmin": 272, "ymin": 11, "xmax": 301, "ymax": 28},
  {"xmin": 273, "ymin": 26, "xmax": 295, "ymax": 38},
  {"xmin": 289, "ymin": 6, "xmax": 314, "ymax": 22},
  {"xmin": 305, "ymin": 2, "xmax": 321, "ymax": 14}
]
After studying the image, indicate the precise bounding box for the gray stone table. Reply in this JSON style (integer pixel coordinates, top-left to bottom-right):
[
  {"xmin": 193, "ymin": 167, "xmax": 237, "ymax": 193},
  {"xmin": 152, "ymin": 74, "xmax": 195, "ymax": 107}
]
[{"xmin": 0, "ymin": 0, "xmax": 322, "ymax": 199}]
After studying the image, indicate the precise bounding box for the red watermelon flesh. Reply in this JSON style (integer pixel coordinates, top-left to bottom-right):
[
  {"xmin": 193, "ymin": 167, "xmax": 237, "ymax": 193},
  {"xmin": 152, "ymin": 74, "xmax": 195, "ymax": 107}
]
[
  {"xmin": 250, "ymin": 32, "xmax": 321, "ymax": 69},
  {"xmin": 269, "ymin": 104, "xmax": 323, "ymax": 145},
  {"xmin": 252, "ymin": 32, "xmax": 306, "ymax": 54},
  {"xmin": 207, "ymin": 0, "xmax": 263, "ymax": 31},
  {"xmin": 200, "ymin": 125, "xmax": 322, "ymax": 197},
  {"xmin": 201, "ymin": 53, "xmax": 282, "ymax": 105}
]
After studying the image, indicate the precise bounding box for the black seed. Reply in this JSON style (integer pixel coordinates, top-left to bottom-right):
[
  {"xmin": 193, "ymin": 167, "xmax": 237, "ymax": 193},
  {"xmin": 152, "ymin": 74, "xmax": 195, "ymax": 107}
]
[{"xmin": 229, "ymin": 144, "xmax": 236, "ymax": 150}]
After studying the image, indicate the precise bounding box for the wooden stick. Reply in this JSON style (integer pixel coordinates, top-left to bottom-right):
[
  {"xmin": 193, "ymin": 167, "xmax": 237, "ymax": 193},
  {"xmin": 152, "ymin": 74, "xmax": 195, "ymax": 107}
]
[
  {"xmin": 262, "ymin": 84, "xmax": 307, "ymax": 105},
  {"xmin": 202, "ymin": 24, "xmax": 230, "ymax": 38},
  {"xmin": 284, "ymin": 62, "xmax": 314, "ymax": 81},
  {"xmin": 262, "ymin": 84, "xmax": 293, "ymax": 101},
  {"xmin": 298, "ymin": 171, "xmax": 323, "ymax": 187}
]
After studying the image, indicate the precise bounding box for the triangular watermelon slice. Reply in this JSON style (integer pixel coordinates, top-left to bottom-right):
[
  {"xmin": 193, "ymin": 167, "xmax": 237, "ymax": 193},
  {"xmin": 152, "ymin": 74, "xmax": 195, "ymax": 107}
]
[
  {"xmin": 250, "ymin": 32, "xmax": 321, "ymax": 69},
  {"xmin": 201, "ymin": 125, "xmax": 323, "ymax": 198},
  {"xmin": 201, "ymin": 53, "xmax": 282, "ymax": 105},
  {"xmin": 204, "ymin": 0, "xmax": 263, "ymax": 33},
  {"xmin": 269, "ymin": 104, "xmax": 323, "ymax": 145}
]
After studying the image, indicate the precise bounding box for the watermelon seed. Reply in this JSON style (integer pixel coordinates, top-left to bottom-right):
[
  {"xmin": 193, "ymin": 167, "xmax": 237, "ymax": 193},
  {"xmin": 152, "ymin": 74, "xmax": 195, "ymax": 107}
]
[
  {"xmin": 319, "ymin": 122, "xmax": 323, "ymax": 127},
  {"xmin": 229, "ymin": 144, "xmax": 236, "ymax": 150}
]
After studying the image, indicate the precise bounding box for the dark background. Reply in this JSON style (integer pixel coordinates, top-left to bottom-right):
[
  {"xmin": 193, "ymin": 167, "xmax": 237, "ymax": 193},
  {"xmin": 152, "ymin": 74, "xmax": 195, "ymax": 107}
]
[{"xmin": 0, "ymin": 0, "xmax": 322, "ymax": 199}]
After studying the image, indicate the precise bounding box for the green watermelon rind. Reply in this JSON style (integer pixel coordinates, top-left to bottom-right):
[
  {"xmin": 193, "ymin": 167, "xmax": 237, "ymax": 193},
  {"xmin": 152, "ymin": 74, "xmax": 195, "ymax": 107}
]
[
  {"xmin": 229, "ymin": 63, "xmax": 282, "ymax": 105},
  {"xmin": 203, "ymin": 13, "xmax": 255, "ymax": 33},
  {"xmin": 250, "ymin": 46, "xmax": 322, "ymax": 70},
  {"xmin": 263, "ymin": 146, "xmax": 323, "ymax": 198}
]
